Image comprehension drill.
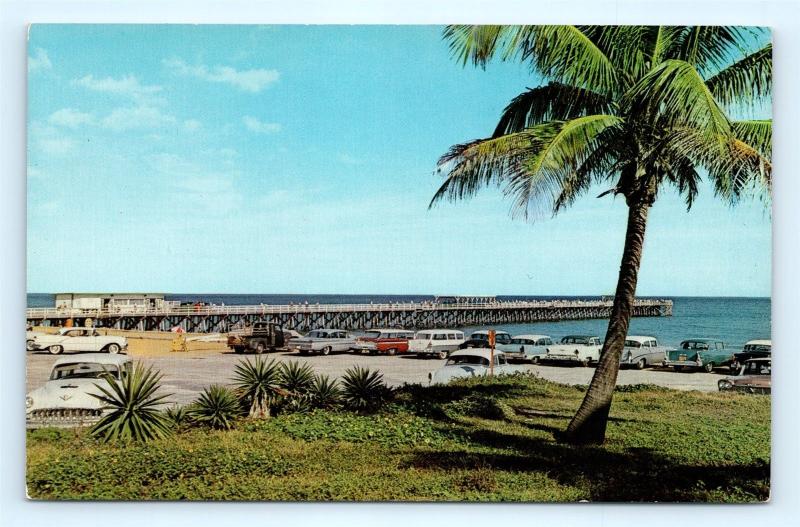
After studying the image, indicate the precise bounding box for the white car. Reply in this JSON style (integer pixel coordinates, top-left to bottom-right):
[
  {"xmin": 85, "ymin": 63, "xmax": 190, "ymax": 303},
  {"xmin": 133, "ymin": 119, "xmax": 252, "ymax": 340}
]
[
  {"xmin": 409, "ymin": 329, "xmax": 465, "ymax": 359},
  {"xmin": 543, "ymin": 335, "xmax": 603, "ymax": 366},
  {"xmin": 428, "ymin": 348, "xmax": 519, "ymax": 384},
  {"xmin": 502, "ymin": 334, "xmax": 554, "ymax": 363},
  {"xmin": 30, "ymin": 327, "xmax": 128, "ymax": 355},
  {"xmin": 620, "ymin": 336, "xmax": 673, "ymax": 369},
  {"xmin": 26, "ymin": 354, "xmax": 133, "ymax": 428},
  {"xmin": 26, "ymin": 326, "xmax": 47, "ymax": 351},
  {"xmin": 294, "ymin": 329, "xmax": 357, "ymax": 355}
]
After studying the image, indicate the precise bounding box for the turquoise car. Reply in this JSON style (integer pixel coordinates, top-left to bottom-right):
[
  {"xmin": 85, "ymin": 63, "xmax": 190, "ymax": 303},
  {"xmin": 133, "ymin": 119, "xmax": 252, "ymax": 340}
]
[{"xmin": 663, "ymin": 338, "xmax": 730, "ymax": 372}]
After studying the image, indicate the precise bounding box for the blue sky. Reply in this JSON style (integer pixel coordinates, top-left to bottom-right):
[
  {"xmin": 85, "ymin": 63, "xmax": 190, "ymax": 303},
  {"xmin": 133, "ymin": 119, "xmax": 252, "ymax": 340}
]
[{"xmin": 27, "ymin": 25, "xmax": 771, "ymax": 297}]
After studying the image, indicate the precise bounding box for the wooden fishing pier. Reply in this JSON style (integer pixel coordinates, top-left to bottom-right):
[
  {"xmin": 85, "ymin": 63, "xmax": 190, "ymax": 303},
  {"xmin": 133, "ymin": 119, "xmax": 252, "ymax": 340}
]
[{"xmin": 26, "ymin": 298, "xmax": 673, "ymax": 333}]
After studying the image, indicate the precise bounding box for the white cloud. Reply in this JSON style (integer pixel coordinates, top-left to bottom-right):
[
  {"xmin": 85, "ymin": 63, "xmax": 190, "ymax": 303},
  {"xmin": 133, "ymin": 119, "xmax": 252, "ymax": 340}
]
[
  {"xmin": 149, "ymin": 153, "xmax": 243, "ymax": 214},
  {"xmin": 163, "ymin": 57, "xmax": 279, "ymax": 93},
  {"xmin": 242, "ymin": 116, "xmax": 281, "ymax": 134},
  {"xmin": 48, "ymin": 108, "xmax": 94, "ymax": 129},
  {"xmin": 28, "ymin": 48, "xmax": 52, "ymax": 72},
  {"xmin": 183, "ymin": 119, "xmax": 202, "ymax": 132},
  {"xmin": 73, "ymin": 74, "xmax": 164, "ymax": 104},
  {"xmin": 29, "ymin": 122, "xmax": 76, "ymax": 155},
  {"xmin": 101, "ymin": 106, "xmax": 176, "ymax": 131}
]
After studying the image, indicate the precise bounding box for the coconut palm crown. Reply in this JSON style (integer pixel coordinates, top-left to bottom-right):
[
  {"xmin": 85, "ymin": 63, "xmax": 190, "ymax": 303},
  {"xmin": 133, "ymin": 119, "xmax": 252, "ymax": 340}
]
[{"xmin": 432, "ymin": 26, "xmax": 771, "ymax": 444}]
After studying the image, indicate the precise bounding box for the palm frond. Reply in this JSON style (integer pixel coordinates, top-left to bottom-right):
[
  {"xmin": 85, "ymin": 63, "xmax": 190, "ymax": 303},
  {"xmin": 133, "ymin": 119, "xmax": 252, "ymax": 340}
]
[
  {"xmin": 705, "ymin": 43, "xmax": 772, "ymax": 108},
  {"xmin": 492, "ymin": 82, "xmax": 614, "ymax": 137},
  {"xmin": 442, "ymin": 25, "xmax": 517, "ymax": 67},
  {"xmin": 626, "ymin": 59, "xmax": 731, "ymax": 138},
  {"xmin": 732, "ymin": 120, "xmax": 771, "ymax": 158},
  {"xmin": 522, "ymin": 26, "xmax": 618, "ymax": 95},
  {"xmin": 672, "ymin": 26, "xmax": 753, "ymax": 74}
]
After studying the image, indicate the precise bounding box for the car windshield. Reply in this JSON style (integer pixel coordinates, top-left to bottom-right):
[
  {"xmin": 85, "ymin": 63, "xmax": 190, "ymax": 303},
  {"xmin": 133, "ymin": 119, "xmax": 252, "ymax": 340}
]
[
  {"xmin": 624, "ymin": 340, "xmax": 642, "ymax": 348},
  {"xmin": 446, "ymin": 355, "xmax": 489, "ymax": 366},
  {"xmin": 362, "ymin": 331, "xmax": 382, "ymax": 339},
  {"xmin": 50, "ymin": 363, "xmax": 120, "ymax": 380},
  {"xmin": 744, "ymin": 344, "xmax": 771, "ymax": 352},
  {"xmin": 510, "ymin": 338, "xmax": 527, "ymax": 345},
  {"xmin": 682, "ymin": 341, "xmax": 710, "ymax": 350},
  {"xmin": 308, "ymin": 330, "xmax": 330, "ymax": 338},
  {"xmin": 562, "ymin": 336, "xmax": 590, "ymax": 345}
]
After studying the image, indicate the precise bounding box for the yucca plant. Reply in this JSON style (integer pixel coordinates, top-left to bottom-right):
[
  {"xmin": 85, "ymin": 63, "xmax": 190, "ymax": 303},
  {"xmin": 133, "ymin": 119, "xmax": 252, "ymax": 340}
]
[
  {"xmin": 231, "ymin": 357, "xmax": 282, "ymax": 418},
  {"xmin": 435, "ymin": 25, "xmax": 771, "ymax": 444},
  {"xmin": 309, "ymin": 374, "xmax": 342, "ymax": 410},
  {"xmin": 279, "ymin": 361, "xmax": 315, "ymax": 395},
  {"xmin": 89, "ymin": 362, "xmax": 173, "ymax": 443},
  {"xmin": 164, "ymin": 404, "xmax": 191, "ymax": 429},
  {"xmin": 188, "ymin": 385, "xmax": 242, "ymax": 430},
  {"xmin": 340, "ymin": 365, "xmax": 391, "ymax": 413}
]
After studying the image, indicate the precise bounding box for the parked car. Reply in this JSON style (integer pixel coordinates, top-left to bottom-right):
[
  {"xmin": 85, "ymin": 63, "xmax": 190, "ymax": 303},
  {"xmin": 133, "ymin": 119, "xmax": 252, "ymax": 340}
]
[
  {"xmin": 353, "ymin": 329, "xmax": 415, "ymax": 355},
  {"xmin": 730, "ymin": 339, "xmax": 771, "ymax": 371},
  {"xmin": 502, "ymin": 334, "xmax": 553, "ymax": 363},
  {"xmin": 620, "ymin": 336, "xmax": 673, "ymax": 369},
  {"xmin": 29, "ymin": 327, "xmax": 128, "ymax": 355},
  {"xmin": 460, "ymin": 330, "xmax": 513, "ymax": 349},
  {"xmin": 428, "ymin": 348, "xmax": 519, "ymax": 385},
  {"xmin": 226, "ymin": 321, "xmax": 286, "ymax": 353},
  {"xmin": 283, "ymin": 329, "xmax": 304, "ymax": 351},
  {"xmin": 542, "ymin": 335, "xmax": 603, "ymax": 366},
  {"xmin": 410, "ymin": 329, "xmax": 465, "ymax": 359},
  {"xmin": 26, "ymin": 325, "xmax": 47, "ymax": 351},
  {"xmin": 663, "ymin": 338, "xmax": 730, "ymax": 372},
  {"xmin": 294, "ymin": 329, "xmax": 357, "ymax": 355},
  {"xmin": 718, "ymin": 358, "xmax": 771, "ymax": 394},
  {"xmin": 26, "ymin": 353, "xmax": 133, "ymax": 428}
]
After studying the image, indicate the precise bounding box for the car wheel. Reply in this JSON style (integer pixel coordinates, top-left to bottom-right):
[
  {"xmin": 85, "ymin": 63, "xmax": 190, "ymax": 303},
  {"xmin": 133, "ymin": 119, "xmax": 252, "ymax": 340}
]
[
  {"xmin": 703, "ymin": 362, "xmax": 714, "ymax": 373},
  {"xmin": 386, "ymin": 348, "xmax": 397, "ymax": 356},
  {"xmin": 234, "ymin": 346, "xmax": 245, "ymax": 354},
  {"xmin": 321, "ymin": 346, "xmax": 331, "ymax": 356},
  {"xmin": 106, "ymin": 343, "xmax": 120, "ymax": 354},
  {"xmin": 582, "ymin": 359, "xmax": 591, "ymax": 367},
  {"xmin": 673, "ymin": 366, "xmax": 684, "ymax": 372},
  {"xmin": 26, "ymin": 339, "xmax": 34, "ymax": 352},
  {"xmin": 255, "ymin": 342, "xmax": 266, "ymax": 355},
  {"xmin": 531, "ymin": 356, "xmax": 539, "ymax": 364},
  {"xmin": 48, "ymin": 345, "xmax": 63, "ymax": 355},
  {"xmin": 636, "ymin": 358, "xmax": 646, "ymax": 370},
  {"xmin": 299, "ymin": 349, "xmax": 308, "ymax": 356},
  {"xmin": 437, "ymin": 350, "xmax": 447, "ymax": 360}
]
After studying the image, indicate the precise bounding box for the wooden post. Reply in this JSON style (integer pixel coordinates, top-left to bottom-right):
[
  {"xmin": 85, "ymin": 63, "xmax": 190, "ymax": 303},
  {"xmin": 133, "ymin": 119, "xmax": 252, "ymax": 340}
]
[{"xmin": 488, "ymin": 329, "xmax": 496, "ymax": 377}]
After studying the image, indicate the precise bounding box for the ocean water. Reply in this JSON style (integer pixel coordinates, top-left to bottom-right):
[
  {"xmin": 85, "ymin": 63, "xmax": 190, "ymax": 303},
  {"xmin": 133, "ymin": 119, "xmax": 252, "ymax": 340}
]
[{"xmin": 26, "ymin": 294, "xmax": 770, "ymax": 351}]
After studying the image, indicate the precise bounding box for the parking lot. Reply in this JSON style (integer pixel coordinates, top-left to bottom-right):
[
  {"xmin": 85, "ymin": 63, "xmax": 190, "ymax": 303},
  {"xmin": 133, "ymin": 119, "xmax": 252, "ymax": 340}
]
[{"xmin": 26, "ymin": 347, "xmax": 729, "ymax": 406}]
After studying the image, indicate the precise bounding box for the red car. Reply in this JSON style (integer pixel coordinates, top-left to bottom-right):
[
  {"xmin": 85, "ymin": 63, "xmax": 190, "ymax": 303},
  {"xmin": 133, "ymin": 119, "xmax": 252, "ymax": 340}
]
[{"xmin": 353, "ymin": 329, "xmax": 415, "ymax": 356}]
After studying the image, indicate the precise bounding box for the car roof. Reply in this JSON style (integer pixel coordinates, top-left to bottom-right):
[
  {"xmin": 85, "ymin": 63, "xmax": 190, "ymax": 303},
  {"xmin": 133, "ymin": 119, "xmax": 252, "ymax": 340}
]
[
  {"xmin": 415, "ymin": 329, "xmax": 463, "ymax": 334},
  {"xmin": 449, "ymin": 348, "xmax": 505, "ymax": 360},
  {"xmin": 626, "ymin": 336, "xmax": 657, "ymax": 342},
  {"xmin": 563, "ymin": 335, "xmax": 598, "ymax": 339},
  {"xmin": 364, "ymin": 328, "xmax": 412, "ymax": 333},
  {"xmin": 52, "ymin": 353, "xmax": 132, "ymax": 367},
  {"xmin": 682, "ymin": 338, "xmax": 723, "ymax": 343},
  {"xmin": 471, "ymin": 330, "xmax": 511, "ymax": 335},
  {"xmin": 59, "ymin": 327, "xmax": 96, "ymax": 333},
  {"xmin": 511, "ymin": 334, "xmax": 551, "ymax": 340},
  {"xmin": 310, "ymin": 328, "xmax": 346, "ymax": 332},
  {"xmin": 745, "ymin": 339, "xmax": 771, "ymax": 346}
]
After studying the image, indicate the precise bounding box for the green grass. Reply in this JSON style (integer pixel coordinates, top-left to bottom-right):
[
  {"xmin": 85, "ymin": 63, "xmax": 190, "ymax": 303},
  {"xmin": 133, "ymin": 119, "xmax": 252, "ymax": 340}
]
[{"xmin": 26, "ymin": 374, "xmax": 770, "ymax": 502}]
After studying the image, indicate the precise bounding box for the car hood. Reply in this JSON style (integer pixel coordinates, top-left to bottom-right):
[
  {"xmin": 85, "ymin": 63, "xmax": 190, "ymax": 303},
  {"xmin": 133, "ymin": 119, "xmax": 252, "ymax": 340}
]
[{"xmin": 27, "ymin": 378, "xmax": 109, "ymax": 412}]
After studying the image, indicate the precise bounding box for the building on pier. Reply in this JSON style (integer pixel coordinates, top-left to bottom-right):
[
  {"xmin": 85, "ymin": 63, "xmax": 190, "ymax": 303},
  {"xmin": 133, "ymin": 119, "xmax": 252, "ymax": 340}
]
[{"xmin": 54, "ymin": 292, "xmax": 166, "ymax": 310}]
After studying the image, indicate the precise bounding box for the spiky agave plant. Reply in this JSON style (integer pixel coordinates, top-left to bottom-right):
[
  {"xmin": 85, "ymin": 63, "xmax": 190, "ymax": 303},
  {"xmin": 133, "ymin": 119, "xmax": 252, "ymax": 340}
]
[
  {"xmin": 278, "ymin": 361, "xmax": 315, "ymax": 395},
  {"xmin": 189, "ymin": 385, "xmax": 243, "ymax": 430},
  {"xmin": 309, "ymin": 374, "xmax": 342, "ymax": 410},
  {"xmin": 231, "ymin": 357, "xmax": 282, "ymax": 418},
  {"xmin": 90, "ymin": 362, "xmax": 173, "ymax": 443},
  {"xmin": 340, "ymin": 365, "xmax": 391, "ymax": 413},
  {"xmin": 164, "ymin": 404, "xmax": 190, "ymax": 429}
]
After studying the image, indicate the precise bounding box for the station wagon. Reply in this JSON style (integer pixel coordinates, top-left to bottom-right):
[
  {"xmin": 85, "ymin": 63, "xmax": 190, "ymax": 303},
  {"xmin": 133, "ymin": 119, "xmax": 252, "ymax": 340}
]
[{"xmin": 409, "ymin": 329, "xmax": 465, "ymax": 359}]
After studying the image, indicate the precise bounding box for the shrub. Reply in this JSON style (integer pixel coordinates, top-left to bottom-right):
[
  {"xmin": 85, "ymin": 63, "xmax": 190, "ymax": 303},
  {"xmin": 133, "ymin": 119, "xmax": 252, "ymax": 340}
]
[
  {"xmin": 232, "ymin": 357, "xmax": 282, "ymax": 418},
  {"xmin": 340, "ymin": 365, "xmax": 391, "ymax": 413},
  {"xmin": 189, "ymin": 385, "xmax": 243, "ymax": 430},
  {"xmin": 89, "ymin": 362, "xmax": 173, "ymax": 443},
  {"xmin": 279, "ymin": 361, "xmax": 315, "ymax": 394},
  {"xmin": 309, "ymin": 374, "xmax": 341, "ymax": 410},
  {"xmin": 164, "ymin": 405, "xmax": 191, "ymax": 428}
]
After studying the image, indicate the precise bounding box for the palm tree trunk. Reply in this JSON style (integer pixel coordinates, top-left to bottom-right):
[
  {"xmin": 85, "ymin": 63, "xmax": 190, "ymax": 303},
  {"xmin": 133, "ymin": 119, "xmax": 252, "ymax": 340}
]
[{"xmin": 563, "ymin": 196, "xmax": 650, "ymax": 444}]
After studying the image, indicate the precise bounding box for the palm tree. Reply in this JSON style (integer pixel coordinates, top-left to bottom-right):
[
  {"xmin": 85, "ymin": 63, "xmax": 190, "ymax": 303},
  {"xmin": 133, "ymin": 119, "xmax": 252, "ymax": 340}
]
[{"xmin": 432, "ymin": 26, "xmax": 771, "ymax": 444}]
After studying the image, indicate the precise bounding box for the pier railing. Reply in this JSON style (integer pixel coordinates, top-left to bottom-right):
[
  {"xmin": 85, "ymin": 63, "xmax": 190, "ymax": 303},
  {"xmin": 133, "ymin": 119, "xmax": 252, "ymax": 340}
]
[{"xmin": 26, "ymin": 299, "xmax": 673, "ymax": 320}]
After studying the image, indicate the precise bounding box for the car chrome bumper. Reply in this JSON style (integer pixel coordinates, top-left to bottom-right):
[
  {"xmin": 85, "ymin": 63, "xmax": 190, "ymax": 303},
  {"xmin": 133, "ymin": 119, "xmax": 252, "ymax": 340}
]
[
  {"xmin": 26, "ymin": 408, "xmax": 104, "ymax": 429},
  {"xmin": 543, "ymin": 354, "xmax": 583, "ymax": 362},
  {"xmin": 663, "ymin": 360, "xmax": 701, "ymax": 368}
]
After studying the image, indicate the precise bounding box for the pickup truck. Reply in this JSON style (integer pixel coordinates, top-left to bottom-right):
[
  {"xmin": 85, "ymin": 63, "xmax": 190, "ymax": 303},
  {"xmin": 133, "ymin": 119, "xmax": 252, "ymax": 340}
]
[{"xmin": 227, "ymin": 321, "xmax": 286, "ymax": 354}]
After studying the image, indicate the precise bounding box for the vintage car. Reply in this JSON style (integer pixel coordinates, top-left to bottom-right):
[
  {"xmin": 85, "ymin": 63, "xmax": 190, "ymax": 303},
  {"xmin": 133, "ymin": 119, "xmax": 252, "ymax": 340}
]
[
  {"xmin": 730, "ymin": 339, "xmax": 771, "ymax": 371},
  {"xmin": 663, "ymin": 338, "xmax": 730, "ymax": 372},
  {"xmin": 26, "ymin": 325, "xmax": 47, "ymax": 351},
  {"xmin": 26, "ymin": 354, "xmax": 133, "ymax": 428},
  {"xmin": 620, "ymin": 336, "xmax": 673, "ymax": 369},
  {"xmin": 294, "ymin": 329, "xmax": 357, "ymax": 355},
  {"xmin": 29, "ymin": 327, "xmax": 128, "ymax": 355},
  {"xmin": 460, "ymin": 330, "xmax": 513, "ymax": 349},
  {"xmin": 542, "ymin": 335, "xmax": 603, "ymax": 366},
  {"xmin": 409, "ymin": 329, "xmax": 465, "ymax": 359},
  {"xmin": 353, "ymin": 329, "xmax": 415, "ymax": 355},
  {"xmin": 227, "ymin": 321, "xmax": 286, "ymax": 354},
  {"xmin": 428, "ymin": 348, "xmax": 519, "ymax": 385},
  {"xmin": 718, "ymin": 358, "xmax": 771, "ymax": 394},
  {"xmin": 502, "ymin": 334, "xmax": 554, "ymax": 363}
]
